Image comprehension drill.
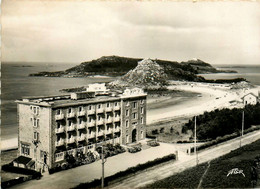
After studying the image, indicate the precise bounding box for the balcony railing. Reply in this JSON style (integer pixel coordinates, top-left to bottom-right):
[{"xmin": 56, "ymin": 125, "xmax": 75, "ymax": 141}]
[
  {"xmin": 87, "ymin": 121, "xmax": 96, "ymax": 127},
  {"xmin": 87, "ymin": 109, "xmax": 95, "ymax": 115},
  {"xmin": 106, "ymin": 129, "xmax": 112, "ymax": 134},
  {"xmin": 105, "ymin": 106, "xmax": 112, "ymax": 112},
  {"xmin": 67, "ymin": 125, "xmax": 75, "ymax": 131},
  {"xmin": 114, "ymin": 105, "xmax": 120, "ymax": 111},
  {"xmin": 55, "ymin": 127, "xmax": 65, "ymax": 134},
  {"xmin": 67, "ymin": 112, "xmax": 76, "ymax": 118},
  {"xmin": 77, "ymin": 123, "xmax": 85, "ymax": 129},
  {"xmin": 113, "ymin": 116, "xmax": 120, "ymax": 122},
  {"xmin": 97, "ymin": 131, "xmax": 105, "ymax": 137},
  {"xmin": 78, "ymin": 135, "xmax": 86, "ymax": 141},
  {"xmin": 55, "ymin": 114, "xmax": 64, "ymax": 120},
  {"xmin": 106, "ymin": 118, "xmax": 113, "ymax": 124},
  {"xmin": 55, "ymin": 139, "xmax": 65, "ymax": 146},
  {"xmin": 97, "ymin": 108, "xmax": 104, "ymax": 114},
  {"xmin": 67, "ymin": 137, "xmax": 75, "ymax": 144},
  {"xmin": 114, "ymin": 127, "xmax": 120, "ymax": 133},
  {"xmin": 78, "ymin": 110, "xmax": 86, "ymax": 117},
  {"xmin": 97, "ymin": 119, "xmax": 104, "ymax": 125},
  {"xmin": 88, "ymin": 133, "xmax": 95, "ymax": 139}
]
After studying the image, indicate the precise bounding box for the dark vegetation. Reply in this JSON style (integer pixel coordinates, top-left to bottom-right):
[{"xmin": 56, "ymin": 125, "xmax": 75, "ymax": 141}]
[
  {"xmin": 190, "ymin": 125, "xmax": 260, "ymax": 153},
  {"xmin": 29, "ymin": 56, "xmax": 236, "ymax": 82},
  {"xmin": 146, "ymin": 139, "xmax": 260, "ymax": 188},
  {"xmin": 96, "ymin": 143, "xmax": 126, "ymax": 158},
  {"xmin": 1, "ymin": 164, "xmax": 42, "ymax": 189},
  {"xmin": 204, "ymin": 77, "xmax": 247, "ymax": 84},
  {"xmin": 182, "ymin": 103, "xmax": 260, "ymax": 141},
  {"xmin": 74, "ymin": 153, "xmax": 176, "ymax": 189}
]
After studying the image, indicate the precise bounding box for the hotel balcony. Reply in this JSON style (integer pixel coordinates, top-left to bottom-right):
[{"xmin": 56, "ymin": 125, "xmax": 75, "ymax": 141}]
[
  {"xmin": 87, "ymin": 109, "xmax": 95, "ymax": 115},
  {"xmin": 55, "ymin": 114, "xmax": 65, "ymax": 120},
  {"xmin": 78, "ymin": 110, "xmax": 86, "ymax": 117},
  {"xmin": 87, "ymin": 133, "xmax": 95, "ymax": 139},
  {"xmin": 105, "ymin": 106, "xmax": 112, "ymax": 112},
  {"xmin": 106, "ymin": 129, "xmax": 112, "ymax": 135},
  {"xmin": 114, "ymin": 105, "xmax": 120, "ymax": 111},
  {"xmin": 87, "ymin": 121, "xmax": 96, "ymax": 127},
  {"xmin": 97, "ymin": 108, "xmax": 104, "ymax": 114},
  {"xmin": 77, "ymin": 135, "xmax": 86, "ymax": 141},
  {"xmin": 97, "ymin": 119, "xmax": 104, "ymax": 125},
  {"xmin": 114, "ymin": 127, "xmax": 120, "ymax": 133},
  {"xmin": 113, "ymin": 116, "xmax": 120, "ymax": 122},
  {"xmin": 67, "ymin": 137, "xmax": 76, "ymax": 144},
  {"xmin": 67, "ymin": 112, "xmax": 76, "ymax": 118},
  {"xmin": 55, "ymin": 127, "xmax": 65, "ymax": 134},
  {"xmin": 97, "ymin": 131, "xmax": 105, "ymax": 137},
  {"xmin": 67, "ymin": 124, "xmax": 75, "ymax": 131},
  {"xmin": 106, "ymin": 118, "xmax": 113, "ymax": 124},
  {"xmin": 77, "ymin": 123, "xmax": 85, "ymax": 130},
  {"xmin": 55, "ymin": 139, "xmax": 65, "ymax": 146}
]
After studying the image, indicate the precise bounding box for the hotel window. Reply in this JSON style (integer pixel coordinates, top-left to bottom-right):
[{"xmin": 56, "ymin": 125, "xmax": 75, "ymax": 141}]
[
  {"xmin": 141, "ymin": 100, "xmax": 144, "ymax": 104},
  {"xmin": 126, "ymin": 109, "xmax": 129, "ymax": 116},
  {"xmin": 98, "ymin": 115, "xmax": 102, "ymax": 121},
  {"xmin": 115, "ymin": 102, "xmax": 118, "ymax": 107},
  {"xmin": 34, "ymin": 132, "xmax": 39, "ymax": 141},
  {"xmin": 21, "ymin": 144, "xmax": 30, "ymax": 156},
  {"xmin": 107, "ymin": 103, "xmax": 110, "ymax": 108},
  {"xmin": 89, "ymin": 117, "xmax": 92, "ymax": 123},
  {"xmin": 141, "ymin": 131, "xmax": 144, "ymax": 138},
  {"xmin": 68, "ymin": 120, "xmax": 72, "ymax": 126},
  {"xmin": 98, "ymin": 104, "xmax": 101, "ymax": 109},
  {"xmin": 132, "ymin": 112, "xmax": 137, "ymax": 119},
  {"xmin": 126, "ymin": 101, "xmax": 130, "ymax": 106},
  {"xmin": 33, "ymin": 106, "xmax": 39, "ymax": 115},
  {"xmin": 141, "ymin": 107, "xmax": 144, "ymax": 114},
  {"xmin": 106, "ymin": 114, "xmax": 110, "ymax": 119},
  {"xmin": 126, "ymin": 120, "xmax": 129, "ymax": 128},
  {"xmin": 141, "ymin": 117, "xmax": 144, "ymax": 124},
  {"xmin": 68, "ymin": 108, "xmax": 72, "ymax": 114},
  {"xmin": 33, "ymin": 118, "xmax": 39, "ymax": 127},
  {"xmin": 133, "ymin": 102, "xmax": 137, "ymax": 109},
  {"xmin": 79, "ymin": 106, "xmax": 82, "ymax": 112},
  {"xmin": 57, "ymin": 109, "xmax": 61, "ymax": 115},
  {"xmin": 126, "ymin": 135, "xmax": 129, "ymax": 143},
  {"xmin": 88, "ymin": 105, "xmax": 92, "ymax": 110}
]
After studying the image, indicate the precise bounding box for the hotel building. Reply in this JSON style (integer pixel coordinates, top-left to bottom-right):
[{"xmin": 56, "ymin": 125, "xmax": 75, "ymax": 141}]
[{"xmin": 15, "ymin": 87, "xmax": 147, "ymax": 171}]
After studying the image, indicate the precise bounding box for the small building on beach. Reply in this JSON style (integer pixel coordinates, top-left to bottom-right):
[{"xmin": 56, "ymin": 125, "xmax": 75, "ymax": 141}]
[{"xmin": 241, "ymin": 92, "xmax": 259, "ymax": 105}]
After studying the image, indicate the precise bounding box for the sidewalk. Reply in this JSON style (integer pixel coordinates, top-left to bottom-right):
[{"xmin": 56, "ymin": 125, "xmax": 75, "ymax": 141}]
[{"xmin": 10, "ymin": 142, "xmax": 180, "ymax": 189}]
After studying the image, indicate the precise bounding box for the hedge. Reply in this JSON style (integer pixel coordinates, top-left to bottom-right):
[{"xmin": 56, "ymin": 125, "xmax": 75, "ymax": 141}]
[
  {"xmin": 190, "ymin": 125, "xmax": 260, "ymax": 153},
  {"xmin": 74, "ymin": 153, "xmax": 176, "ymax": 188}
]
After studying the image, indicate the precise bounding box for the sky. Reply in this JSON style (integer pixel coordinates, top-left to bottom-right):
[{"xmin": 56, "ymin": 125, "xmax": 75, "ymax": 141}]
[{"xmin": 2, "ymin": 0, "xmax": 260, "ymax": 65}]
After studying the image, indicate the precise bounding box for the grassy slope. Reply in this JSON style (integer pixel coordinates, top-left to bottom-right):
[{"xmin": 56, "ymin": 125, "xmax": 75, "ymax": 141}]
[{"xmin": 146, "ymin": 139, "xmax": 260, "ymax": 188}]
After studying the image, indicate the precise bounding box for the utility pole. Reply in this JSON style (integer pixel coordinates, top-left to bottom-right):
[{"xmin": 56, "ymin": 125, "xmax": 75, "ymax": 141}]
[
  {"xmin": 240, "ymin": 111, "xmax": 244, "ymax": 148},
  {"xmin": 194, "ymin": 116, "xmax": 198, "ymax": 166},
  {"xmin": 101, "ymin": 141, "xmax": 107, "ymax": 189}
]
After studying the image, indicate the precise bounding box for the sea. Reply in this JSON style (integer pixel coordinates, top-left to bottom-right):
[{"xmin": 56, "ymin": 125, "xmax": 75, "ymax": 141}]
[{"xmin": 1, "ymin": 63, "xmax": 260, "ymax": 143}]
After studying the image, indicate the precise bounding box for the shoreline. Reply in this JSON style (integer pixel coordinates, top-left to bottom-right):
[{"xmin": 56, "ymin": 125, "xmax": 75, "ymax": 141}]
[{"xmin": 1, "ymin": 81, "xmax": 259, "ymax": 151}]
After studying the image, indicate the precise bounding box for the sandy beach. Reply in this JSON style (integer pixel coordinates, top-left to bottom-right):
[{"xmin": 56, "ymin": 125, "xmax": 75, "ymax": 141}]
[{"xmin": 1, "ymin": 81, "xmax": 258, "ymax": 151}]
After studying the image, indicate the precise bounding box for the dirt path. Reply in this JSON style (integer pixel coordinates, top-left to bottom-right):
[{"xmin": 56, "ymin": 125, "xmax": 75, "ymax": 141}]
[{"xmin": 197, "ymin": 161, "xmax": 211, "ymax": 189}]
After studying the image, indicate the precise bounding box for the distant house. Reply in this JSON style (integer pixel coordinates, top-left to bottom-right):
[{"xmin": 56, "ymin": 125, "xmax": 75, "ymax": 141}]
[
  {"xmin": 241, "ymin": 92, "xmax": 259, "ymax": 105},
  {"xmin": 86, "ymin": 83, "xmax": 109, "ymax": 94}
]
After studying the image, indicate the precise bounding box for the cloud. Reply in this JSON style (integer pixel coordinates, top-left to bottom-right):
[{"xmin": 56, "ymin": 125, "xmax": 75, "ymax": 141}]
[{"xmin": 2, "ymin": 0, "xmax": 260, "ymax": 65}]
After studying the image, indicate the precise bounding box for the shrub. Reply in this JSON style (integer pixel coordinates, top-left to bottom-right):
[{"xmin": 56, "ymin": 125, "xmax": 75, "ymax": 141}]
[{"xmin": 74, "ymin": 154, "xmax": 176, "ymax": 189}]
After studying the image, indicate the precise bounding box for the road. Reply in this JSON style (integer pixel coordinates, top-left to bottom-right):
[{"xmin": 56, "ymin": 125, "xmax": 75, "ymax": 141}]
[{"xmin": 108, "ymin": 130, "xmax": 260, "ymax": 189}]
